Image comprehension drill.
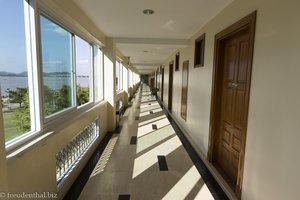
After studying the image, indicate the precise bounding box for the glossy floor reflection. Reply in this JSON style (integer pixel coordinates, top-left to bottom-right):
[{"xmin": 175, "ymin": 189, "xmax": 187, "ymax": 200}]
[{"xmin": 79, "ymin": 85, "xmax": 215, "ymax": 200}]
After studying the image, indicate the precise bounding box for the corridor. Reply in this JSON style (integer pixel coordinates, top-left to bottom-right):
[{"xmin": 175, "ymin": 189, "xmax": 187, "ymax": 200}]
[{"xmin": 77, "ymin": 84, "xmax": 218, "ymax": 200}]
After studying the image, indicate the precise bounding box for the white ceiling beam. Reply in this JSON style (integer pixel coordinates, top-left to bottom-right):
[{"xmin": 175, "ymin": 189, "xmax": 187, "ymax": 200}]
[
  {"xmin": 113, "ymin": 37, "xmax": 189, "ymax": 46},
  {"xmin": 132, "ymin": 63, "xmax": 160, "ymax": 66}
]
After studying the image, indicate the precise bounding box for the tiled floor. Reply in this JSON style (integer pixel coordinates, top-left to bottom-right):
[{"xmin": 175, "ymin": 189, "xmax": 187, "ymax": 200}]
[{"xmin": 78, "ymin": 85, "xmax": 218, "ymax": 200}]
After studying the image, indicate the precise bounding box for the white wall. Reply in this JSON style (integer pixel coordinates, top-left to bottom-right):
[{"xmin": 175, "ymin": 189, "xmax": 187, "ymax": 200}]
[
  {"xmin": 160, "ymin": 0, "xmax": 300, "ymax": 199},
  {"xmin": 103, "ymin": 39, "xmax": 117, "ymax": 132}
]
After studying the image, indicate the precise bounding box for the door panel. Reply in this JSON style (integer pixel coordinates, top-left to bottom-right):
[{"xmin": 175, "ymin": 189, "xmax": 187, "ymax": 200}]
[
  {"xmin": 181, "ymin": 60, "xmax": 189, "ymax": 120},
  {"xmin": 209, "ymin": 12, "xmax": 256, "ymax": 198},
  {"xmin": 168, "ymin": 62, "xmax": 174, "ymax": 111},
  {"xmin": 216, "ymin": 30, "xmax": 250, "ymax": 186}
]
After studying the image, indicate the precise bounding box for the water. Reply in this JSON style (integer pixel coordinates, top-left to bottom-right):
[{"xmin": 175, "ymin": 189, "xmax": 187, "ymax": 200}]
[{"xmin": 0, "ymin": 76, "xmax": 89, "ymax": 96}]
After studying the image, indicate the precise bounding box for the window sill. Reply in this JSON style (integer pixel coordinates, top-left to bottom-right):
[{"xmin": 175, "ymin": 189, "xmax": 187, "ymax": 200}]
[
  {"xmin": 6, "ymin": 130, "xmax": 54, "ymax": 160},
  {"xmin": 6, "ymin": 101, "xmax": 108, "ymax": 159},
  {"xmin": 116, "ymin": 90, "xmax": 124, "ymax": 95}
]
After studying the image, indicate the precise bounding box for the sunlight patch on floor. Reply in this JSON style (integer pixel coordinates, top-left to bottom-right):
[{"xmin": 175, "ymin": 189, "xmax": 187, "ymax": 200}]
[
  {"xmin": 90, "ymin": 134, "xmax": 119, "ymax": 178},
  {"xmin": 162, "ymin": 165, "xmax": 201, "ymax": 200},
  {"xmin": 137, "ymin": 125, "xmax": 175, "ymax": 153},
  {"xmin": 139, "ymin": 108, "xmax": 163, "ymax": 117},
  {"xmin": 140, "ymin": 102, "xmax": 159, "ymax": 109},
  {"xmin": 140, "ymin": 104, "xmax": 161, "ymax": 113},
  {"xmin": 138, "ymin": 115, "xmax": 166, "ymax": 127},
  {"xmin": 132, "ymin": 135, "xmax": 181, "ymax": 179},
  {"xmin": 137, "ymin": 117, "xmax": 170, "ymax": 137},
  {"xmin": 194, "ymin": 184, "xmax": 215, "ymax": 200}
]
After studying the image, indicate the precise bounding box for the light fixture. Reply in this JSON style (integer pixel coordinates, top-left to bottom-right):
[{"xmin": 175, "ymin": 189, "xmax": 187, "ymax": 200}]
[
  {"xmin": 143, "ymin": 50, "xmax": 149, "ymax": 53},
  {"xmin": 143, "ymin": 9, "xmax": 155, "ymax": 15}
]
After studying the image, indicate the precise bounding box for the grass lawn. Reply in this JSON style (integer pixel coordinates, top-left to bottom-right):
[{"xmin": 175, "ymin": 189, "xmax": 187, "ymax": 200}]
[{"xmin": 3, "ymin": 109, "xmax": 24, "ymax": 142}]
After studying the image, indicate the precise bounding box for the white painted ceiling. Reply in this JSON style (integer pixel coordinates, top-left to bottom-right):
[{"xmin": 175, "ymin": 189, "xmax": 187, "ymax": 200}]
[{"xmin": 73, "ymin": 0, "xmax": 232, "ymax": 74}]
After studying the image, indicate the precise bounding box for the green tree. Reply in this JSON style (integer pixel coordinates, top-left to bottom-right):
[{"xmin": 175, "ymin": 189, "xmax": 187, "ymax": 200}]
[
  {"xmin": 76, "ymin": 85, "xmax": 89, "ymax": 106},
  {"xmin": 12, "ymin": 89, "xmax": 31, "ymax": 132},
  {"xmin": 57, "ymin": 85, "xmax": 72, "ymax": 109},
  {"xmin": 8, "ymin": 87, "xmax": 27, "ymax": 108},
  {"xmin": 43, "ymin": 85, "xmax": 56, "ymax": 115}
]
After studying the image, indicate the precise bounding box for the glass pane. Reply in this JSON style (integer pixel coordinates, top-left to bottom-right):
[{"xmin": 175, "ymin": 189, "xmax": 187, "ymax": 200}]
[
  {"xmin": 119, "ymin": 64, "xmax": 123, "ymax": 90},
  {"xmin": 116, "ymin": 61, "xmax": 120, "ymax": 91},
  {"xmin": 75, "ymin": 36, "xmax": 91, "ymax": 106},
  {"xmin": 123, "ymin": 66, "xmax": 128, "ymax": 91},
  {"xmin": 40, "ymin": 15, "xmax": 74, "ymax": 117},
  {"xmin": 0, "ymin": 0, "xmax": 32, "ymax": 142},
  {"xmin": 94, "ymin": 47, "xmax": 103, "ymax": 101}
]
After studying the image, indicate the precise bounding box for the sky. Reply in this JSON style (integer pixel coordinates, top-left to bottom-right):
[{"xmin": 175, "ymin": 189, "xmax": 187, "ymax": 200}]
[
  {"xmin": 0, "ymin": 0, "xmax": 90, "ymax": 76},
  {"xmin": 0, "ymin": 0, "xmax": 27, "ymax": 73}
]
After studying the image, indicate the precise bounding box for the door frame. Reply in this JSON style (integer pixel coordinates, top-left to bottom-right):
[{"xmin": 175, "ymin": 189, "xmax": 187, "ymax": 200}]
[
  {"xmin": 168, "ymin": 61, "xmax": 174, "ymax": 112},
  {"xmin": 208, "ymin": 11, "xmax": 256, "ymax": 198}
]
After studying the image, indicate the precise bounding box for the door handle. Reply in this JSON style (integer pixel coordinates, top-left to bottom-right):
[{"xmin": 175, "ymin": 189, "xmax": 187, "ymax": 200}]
[{"xmin": 231, "ymin": 83, "xmax": 238, "ymax": 88}]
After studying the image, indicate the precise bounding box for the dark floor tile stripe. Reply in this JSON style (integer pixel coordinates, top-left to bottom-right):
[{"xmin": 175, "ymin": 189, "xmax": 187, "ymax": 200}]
[
  {"xmin": 152, "ymin": 124, "xmax": 158, "ymax": 130},
  {"xmin": 148, "ymin": 103, "xmax": 151, "ymax": 105},
  {"xmin": 118, "ymin": 194, "xmax": 130, "ymax": 200},
  {"xmin": 157, "ymin": 155, "xmax": 168, "ymax": 171},
  {"xmin": 135, "ymin": 116, "xmax": 139, "ymax": 120},
  {"xmin": 130, "ymin": 136, "xmax": 137, "ymax": 145},
  {"xmin": 149, "ymin": 110, "xmax": 153, "ymax": 114}
]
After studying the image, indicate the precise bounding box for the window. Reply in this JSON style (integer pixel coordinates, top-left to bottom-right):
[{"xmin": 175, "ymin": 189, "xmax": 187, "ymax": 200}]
[
  {"xmin": 116, "ymin": 60, "xmax": 123, "ymax": 91},
  {"xmin": 129, "ymin": 69, "xmax": 132, "ymax": 87},
  {"xmin": 0, "ymin": 0, "xmax": 35, "ymax": 143},
  {"xmin": 93, "ymin": 46, "xmax": 103, "ymax": 101},
  {"xmin": 119, "ymin": 63, "xmax": 123, "ymax": 90},
  {"xmin": 123, "ymin": 65, "xmax": 128, "ymax": 92},
  {"xmin": 75, "ymin": 36, "xmax": 91, "ymax": 106},
  {"xmin": 175, "ymin": 52, "xmax": 180, "ymax": 71},
  {"xmin": 194, "ymin": 33, "xmax": 205, "ymax": 67},
  {"xmin": 0, "ymin": 1, "xmax": 104, "ymax": 149},
  {"xmin": 40, "ymin": 15, "xmax": 75, "ymax": 117}
]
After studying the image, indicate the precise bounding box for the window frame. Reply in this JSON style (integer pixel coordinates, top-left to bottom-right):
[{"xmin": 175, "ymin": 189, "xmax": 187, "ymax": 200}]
[
  {"xmin": 93, "ymin": 45, "xmax": 104, "ymax": 102},
  {"xmin": 115, "ymin": 59, "xmax": 123, "ymax": 92},
  {"xmin": 119, "ymin": 63, "xmax": 123, "ymax": 90},
  {"xmin": 194, "ymin": 33, "xmax": 205, "ymax": 68},
  {"xmin": 175, "ymin": 52, "xmax": 180, "ymax": 71},
  {"xmin": 5, "ymin": 1, "xmax": 105, "ymax": 152},
  {"xmin": 39, "ymin": 13, "xmax": 77, "ymax": 123},
  {"xmin": 74, "ymin": 35, "xmax": 94, "ymax": 108},
  {"xmin": 38, "ymin": 11, "xmax": 98, "ymax": 122},
  {"xmin": 5, "ymin": 0, "xmax": 42, "ymax": 151}
]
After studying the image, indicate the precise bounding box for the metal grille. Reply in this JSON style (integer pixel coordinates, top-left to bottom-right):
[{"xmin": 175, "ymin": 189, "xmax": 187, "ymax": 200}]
[{"xmin": 55, "ymin": 119, "xmax": 99, "ymax": 184}]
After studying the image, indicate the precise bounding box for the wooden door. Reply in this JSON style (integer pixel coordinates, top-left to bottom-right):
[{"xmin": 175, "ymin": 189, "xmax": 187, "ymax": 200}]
[
  {"xmin": 168, "ymin": 62, "xmax": 174, "ymax": 111},
  {"xmin": 208, "ymin": 12, "xmax": 256, "ymax": 198},
  {"xmin": 217, "ymin": 29, "xmax": 250, "ymax": 185},
  {"xmin": 161, "ymin": 67, "xmax": 164, "ymax": 101},
  {"xmin": 155, "ymin": 70, "xmax": 158, "ymax": 88},
  {"xmin": 181, "ymin": 60, "xmax": 189, "ymax": 120},
  {"xmin": 150, "ymin": 78, "xmax": 155, "ymax": 89}
]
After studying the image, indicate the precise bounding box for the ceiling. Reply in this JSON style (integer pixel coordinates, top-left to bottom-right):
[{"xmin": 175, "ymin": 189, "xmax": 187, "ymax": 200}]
[{"xmin": 73, "ymin": 0, "xmax": 232, "ymax": 74}]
